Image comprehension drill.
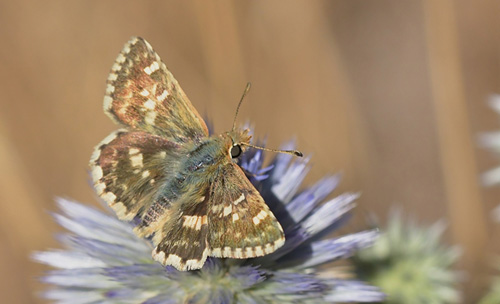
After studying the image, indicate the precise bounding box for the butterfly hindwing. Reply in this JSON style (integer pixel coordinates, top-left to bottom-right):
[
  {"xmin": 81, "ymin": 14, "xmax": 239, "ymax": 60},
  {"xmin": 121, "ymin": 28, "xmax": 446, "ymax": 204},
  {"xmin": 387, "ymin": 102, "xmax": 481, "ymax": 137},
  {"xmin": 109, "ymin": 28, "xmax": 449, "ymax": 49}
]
[
  {"xmin": 104, "ymin": 37, "xmax": 208, "ymax": 142},
  {"xmin": 152, "ymin": 195, "xmax": 210, "ymax": 271},
  {"xmin": 90, "ymin": 130, "xmax": 181, "ymax": 225},
  {"xmin": 207, "ymin": 163, "xmax": 285, "ymax": 259}
]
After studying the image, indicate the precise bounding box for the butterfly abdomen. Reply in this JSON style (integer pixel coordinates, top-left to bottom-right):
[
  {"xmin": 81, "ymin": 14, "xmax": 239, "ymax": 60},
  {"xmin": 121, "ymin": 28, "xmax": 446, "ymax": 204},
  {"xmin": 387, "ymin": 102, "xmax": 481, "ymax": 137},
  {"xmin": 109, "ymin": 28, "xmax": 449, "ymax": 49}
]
[{"xmin": 138, "ymin": 140, "xmax": 220, "ymax": 231}]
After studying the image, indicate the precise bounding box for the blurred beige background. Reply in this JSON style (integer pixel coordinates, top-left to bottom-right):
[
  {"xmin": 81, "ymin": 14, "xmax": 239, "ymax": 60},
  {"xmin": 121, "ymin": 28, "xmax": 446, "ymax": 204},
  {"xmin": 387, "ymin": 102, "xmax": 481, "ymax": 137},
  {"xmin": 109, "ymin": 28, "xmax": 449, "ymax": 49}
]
[{"xmin": 0, "ymin": 1, "xmax": 499, "ymax": 303}]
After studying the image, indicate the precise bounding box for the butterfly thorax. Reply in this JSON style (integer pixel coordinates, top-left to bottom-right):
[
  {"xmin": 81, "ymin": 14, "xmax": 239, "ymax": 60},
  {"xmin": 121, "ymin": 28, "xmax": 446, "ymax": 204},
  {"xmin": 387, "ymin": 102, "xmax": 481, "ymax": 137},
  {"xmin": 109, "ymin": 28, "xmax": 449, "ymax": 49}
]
[
  {"xmin": 178, "ymin": 128, "xmax": 251, "ymax": 178},
  {"xmin": 161, "ymin": 128, "xmax": 252, "ymax": 204}
]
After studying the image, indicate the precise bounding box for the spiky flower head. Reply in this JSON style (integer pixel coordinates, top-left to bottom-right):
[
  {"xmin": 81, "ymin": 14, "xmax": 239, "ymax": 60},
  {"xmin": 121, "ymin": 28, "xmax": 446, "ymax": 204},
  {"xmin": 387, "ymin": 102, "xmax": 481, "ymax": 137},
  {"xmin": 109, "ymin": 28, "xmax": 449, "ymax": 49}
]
[
  {"xmin": 477, "ymin": 93, "xmax": 500, "ymax": 304},
  {"xmin": 34, "ymin": 141, "xmax": 383, "ymax": 303},
  {"xmin": 351, "ymin": 211, "xmax": 462, "ymax": 303}
]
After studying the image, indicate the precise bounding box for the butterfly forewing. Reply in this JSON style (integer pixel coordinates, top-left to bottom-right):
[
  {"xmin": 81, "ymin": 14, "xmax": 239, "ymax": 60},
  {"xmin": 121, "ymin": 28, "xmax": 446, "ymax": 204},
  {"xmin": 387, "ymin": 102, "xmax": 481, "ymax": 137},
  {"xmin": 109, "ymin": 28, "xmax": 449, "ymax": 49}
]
[
  {"xmin": 207, "ymin": 163, "xmax": 285, "ymax": 258},
  {"xmin": 104, "ymin": 37, "xmax": 208, "ymax": 142},
  {"xmin": 90, "ymin": 130, "xmax": 182, "ymax": 223}
]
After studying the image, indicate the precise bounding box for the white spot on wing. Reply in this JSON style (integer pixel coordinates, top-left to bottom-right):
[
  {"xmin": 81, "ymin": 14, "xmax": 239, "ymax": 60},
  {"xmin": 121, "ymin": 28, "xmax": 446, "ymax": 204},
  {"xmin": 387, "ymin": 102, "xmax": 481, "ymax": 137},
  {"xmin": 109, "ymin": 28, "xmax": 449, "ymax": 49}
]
[
  {"xmin": 151, "ymin": 61, "xmax": 160, "ymax": 72},
  {"xmin": 185, "ymin": 258, "xmax": 204, "ymax": 270},
  {"xmin": 144, "ymin": 61, "xmax": 160, "ymax": 75},
  {"xmin": 92, "ymin": 166, "xmax": 103, "ymax": 181},
  {"xmin": 157, "ymin": 90, "xmax": 168, "ymax": 102},
  {"xmin": 140, "ymin": 89, "xmax": 149, "ymax": 97},
  {"xmin": 154, "ymin": 248, "xmax": 208, "ymax": 271},
  {"xmin": 106, "ymin": 84, "xmax": 115, "ymax": 94},
  {"xmin": 264, "ymin": 243, "xmax": 274, "ymax": 254},
  {"xmin": 234, "ymin": 248, "xmax": 243, "ymax": 258},
  {"xmin": 223, "ymin": 205, "xmax": 232, "ymax": 217},
  {"xmin": 245, "ymin": 247, "xmax": 254, "ymax": 257},
  {"xmin": 275, "ymin": 237, "xmax": 285, "ymax": 249},
  {"xmin": 103, "ymin": 96, "xmax": 113, "ymax": 110},
  {"xmin": 111, "ymin": 62, "xmax": 121, "ymax": 72},
  {"xmin": 90, "ymin": 149, "xmax": 101, "ymax": 164},
  {"xmin": 232, "ymin": 213, "xmax": 239, "ymax": 222},
  {"xmin": 255, "ymin": 246, "xmax": 264, "ymax": 256},
  {"xmin": 116, "ymin": 53, "xmax": 126, "ymax": 63},
  {"xmin": 211, "ymin": 247, "xmax": 222, "ymax": 257},
  {"xmin": 108, "ymin": 73, "xmax": 118, "ymax": 81},
  {"xmin": 122, "ymin": 44, "xmax": 131, "ymax": 55},
  {"xmin": 94, "ymin": 182, "xmax": 105, "ymax": 195},
  {"xmin": 182, "ymin": 215, "xmax": 207, "ymax": 230},
  {"xmin": 145, "ymin": 111, "xmax": 157, "ymax": 125},
  {"xmin": 153, "ymin": 250, "xmax": 166, "ymax": 264},
  {"xmin": 234, "ymin": 194, "xmax": 245, "ymax": 205},
  {"xmin": 129, "ymin": 148, "xmax": 140, "ymax": 155},
  {"xmin": 222, "ymin": 247, "xmax": 232, "ymax": 257},
  {"xmin": 165, "ymin": 254, "xmax": 182, "ymax": 268},
  {"xmin": 252, "ymin": 210, "xmax": 268, "ymax": 225},
  {"xmin": 211, "ymin": 204, "xmax": 222, "ymax": 213},
  {"xmin": 101, "ymin": 192, "xmax": 116, "ymax": 204},
  {"xmin": 144, "ymin": 99, "xmax": 156, "ymax": 110},
  {"xmin": 130, "ymin": 153, "xmax": 143, "ymax": 168}
]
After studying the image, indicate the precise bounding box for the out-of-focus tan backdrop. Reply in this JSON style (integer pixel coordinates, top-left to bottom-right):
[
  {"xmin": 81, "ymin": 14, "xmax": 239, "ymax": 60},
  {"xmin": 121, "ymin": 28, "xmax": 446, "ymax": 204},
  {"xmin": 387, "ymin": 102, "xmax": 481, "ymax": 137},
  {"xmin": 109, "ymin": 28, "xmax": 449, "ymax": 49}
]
[{"xmin": 1, "ymin": 1, "xmax": 499, "ymax": 303}]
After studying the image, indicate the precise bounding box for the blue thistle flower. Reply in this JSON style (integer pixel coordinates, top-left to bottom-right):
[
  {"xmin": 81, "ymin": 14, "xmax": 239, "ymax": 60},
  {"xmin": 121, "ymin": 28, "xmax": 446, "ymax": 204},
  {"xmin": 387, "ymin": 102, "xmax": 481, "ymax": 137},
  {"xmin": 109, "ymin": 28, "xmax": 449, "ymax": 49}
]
[{"xmin": 34, "ymin": 141, "xmax": 383, "ymax": 303}]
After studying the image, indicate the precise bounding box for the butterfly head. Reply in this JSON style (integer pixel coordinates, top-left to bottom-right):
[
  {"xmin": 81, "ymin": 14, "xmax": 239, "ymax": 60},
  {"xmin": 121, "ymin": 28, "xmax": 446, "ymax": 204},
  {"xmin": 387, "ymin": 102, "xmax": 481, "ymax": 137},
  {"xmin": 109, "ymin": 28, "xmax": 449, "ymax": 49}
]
[{"xmin": 222, "ymin": 129, "xmax": 252, "ymax": 160}]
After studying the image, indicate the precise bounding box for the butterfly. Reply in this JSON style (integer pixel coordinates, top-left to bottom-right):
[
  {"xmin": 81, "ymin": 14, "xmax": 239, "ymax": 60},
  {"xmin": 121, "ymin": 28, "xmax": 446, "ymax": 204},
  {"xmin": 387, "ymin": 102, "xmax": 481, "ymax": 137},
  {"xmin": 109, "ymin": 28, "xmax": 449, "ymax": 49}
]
[{"xmin": 90, "ymin": 37, "xmax": 302, "ymax": 271}]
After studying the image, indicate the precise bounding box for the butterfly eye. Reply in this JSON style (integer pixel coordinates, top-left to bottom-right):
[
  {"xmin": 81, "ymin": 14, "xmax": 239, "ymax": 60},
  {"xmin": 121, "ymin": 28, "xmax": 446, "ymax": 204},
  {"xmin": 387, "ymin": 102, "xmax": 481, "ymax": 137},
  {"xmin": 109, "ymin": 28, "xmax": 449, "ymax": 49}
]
[{"xmin": 230, "ymin": 144, "xmax": 242, "ymax": 158}]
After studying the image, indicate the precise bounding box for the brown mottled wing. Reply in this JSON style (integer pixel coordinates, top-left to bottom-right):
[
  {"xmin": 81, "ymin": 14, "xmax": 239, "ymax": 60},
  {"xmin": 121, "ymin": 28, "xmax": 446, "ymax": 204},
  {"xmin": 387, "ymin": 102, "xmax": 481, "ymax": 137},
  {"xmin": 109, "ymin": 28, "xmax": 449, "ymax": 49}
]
[
  {"xmin": 90, "ymin": 130, "xmax": 181, "ymax": 232},
  {"xmin": 207, "ymin": 163, "xmax": 285, "ymax": 259},
  {"xmin": 152, "ymin": 195, "xmax": 210, "ymax": 271},
  {"xmin": 104, "ymin": 36, "xmax": 208, "ymax": 141}
]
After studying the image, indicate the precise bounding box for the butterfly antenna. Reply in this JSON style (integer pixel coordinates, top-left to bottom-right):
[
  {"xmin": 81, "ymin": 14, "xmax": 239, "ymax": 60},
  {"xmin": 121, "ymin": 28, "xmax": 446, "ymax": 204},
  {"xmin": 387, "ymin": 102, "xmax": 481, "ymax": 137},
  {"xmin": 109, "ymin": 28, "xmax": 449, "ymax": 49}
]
[
  {"xmin": 241, "ymin": 142, "xmax": 303, "ymax": 157},
  {"xmin": 232, "ymin": 82, "xmax": 252, "ymax": 131},
  {"xmin": 232, "ymin": 82, "xmax": 303, "ymax": 158}
]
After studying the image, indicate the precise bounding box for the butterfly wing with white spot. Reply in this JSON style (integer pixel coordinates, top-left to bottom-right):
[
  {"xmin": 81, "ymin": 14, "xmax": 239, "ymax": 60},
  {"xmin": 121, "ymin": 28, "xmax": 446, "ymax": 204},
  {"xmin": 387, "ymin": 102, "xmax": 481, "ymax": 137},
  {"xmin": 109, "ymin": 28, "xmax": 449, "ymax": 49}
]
[
  {"xmin": 207, "ymin": 163, "xmax": 285, "ymax": 259},
  {"xmin": 90, "ymin": 130, "xmax": 181, "ymax": 232},
  {"xmin": 104, "ymin": 36, "xmax": 208, "ymax": 142},
  {"xmin": 152, "ymin": 194, "xmax": 210, "ymax": 271}
]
